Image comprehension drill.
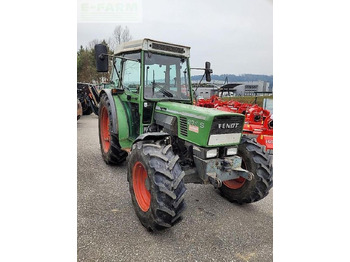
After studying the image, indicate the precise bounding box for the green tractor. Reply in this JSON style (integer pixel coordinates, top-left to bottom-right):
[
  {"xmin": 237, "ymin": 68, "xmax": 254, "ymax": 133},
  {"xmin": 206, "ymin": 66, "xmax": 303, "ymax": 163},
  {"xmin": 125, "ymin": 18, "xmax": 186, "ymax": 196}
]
[{"xmin": 94, "ymin": 39, "xmax": 273, "ymax": 231}]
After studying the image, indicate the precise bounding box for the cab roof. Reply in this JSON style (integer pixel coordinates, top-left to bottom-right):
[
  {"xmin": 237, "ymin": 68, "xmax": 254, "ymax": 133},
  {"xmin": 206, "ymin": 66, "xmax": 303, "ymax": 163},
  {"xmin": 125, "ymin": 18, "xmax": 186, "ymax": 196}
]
[{"xmin": 114, "ymin": 38, "xmax": 191, "ymax": 58}]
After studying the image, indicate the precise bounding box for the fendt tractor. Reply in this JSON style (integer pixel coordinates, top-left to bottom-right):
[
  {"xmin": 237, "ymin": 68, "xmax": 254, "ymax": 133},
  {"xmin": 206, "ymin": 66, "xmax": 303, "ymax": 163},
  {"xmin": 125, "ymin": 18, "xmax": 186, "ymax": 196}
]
[{"xmin": 94, "ymin": 39, "xmax": 273, "ymax": 231}]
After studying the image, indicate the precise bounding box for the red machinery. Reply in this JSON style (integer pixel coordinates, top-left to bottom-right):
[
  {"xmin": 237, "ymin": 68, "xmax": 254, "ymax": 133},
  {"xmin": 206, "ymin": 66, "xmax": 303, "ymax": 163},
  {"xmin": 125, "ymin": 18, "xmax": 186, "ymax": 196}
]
[{"xmin": 196, "ymin": 95, "xmax": 273, "ymax": 151}]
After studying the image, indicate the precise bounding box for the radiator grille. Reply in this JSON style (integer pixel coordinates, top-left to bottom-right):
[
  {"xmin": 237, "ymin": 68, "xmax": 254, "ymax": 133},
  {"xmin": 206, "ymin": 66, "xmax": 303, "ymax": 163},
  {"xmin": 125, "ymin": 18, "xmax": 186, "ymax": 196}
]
[
  {"xmin": 210, "ymin": 115, "xmax": 245, "ymax": 135},
  {"xmin": 179, "ymin": 117, "xmax": 188, "ymax": 136}
]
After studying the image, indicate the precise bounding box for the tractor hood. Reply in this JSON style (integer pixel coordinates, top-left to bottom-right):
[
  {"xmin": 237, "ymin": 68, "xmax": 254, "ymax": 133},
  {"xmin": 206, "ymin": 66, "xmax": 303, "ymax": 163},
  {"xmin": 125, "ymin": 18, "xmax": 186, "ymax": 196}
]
[{"xmin": 155, "ymin": 102, "xmax": 245, "ymax": 147}]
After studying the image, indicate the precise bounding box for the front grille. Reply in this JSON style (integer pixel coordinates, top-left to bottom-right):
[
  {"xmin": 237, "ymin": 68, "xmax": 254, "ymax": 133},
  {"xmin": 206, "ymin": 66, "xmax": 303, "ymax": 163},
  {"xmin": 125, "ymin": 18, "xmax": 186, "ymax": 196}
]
[
  {"xmin": 179, "ymin": 117, "xmax": 188, "ymax": 136},
  {"xmin": 210, "ymin": 115, "xmax": 244, "ymax": 135}
]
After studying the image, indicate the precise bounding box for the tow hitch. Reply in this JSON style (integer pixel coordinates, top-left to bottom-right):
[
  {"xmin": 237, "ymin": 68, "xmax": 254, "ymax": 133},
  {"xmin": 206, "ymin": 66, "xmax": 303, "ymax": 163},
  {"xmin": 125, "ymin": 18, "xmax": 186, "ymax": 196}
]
[
  {"xmin": 221, "ymin": 159, "xmax": 254, "ymax": 181},
  {"xmin": 194, "ymin": 155, "xmax": 254, "ymax": 189}
]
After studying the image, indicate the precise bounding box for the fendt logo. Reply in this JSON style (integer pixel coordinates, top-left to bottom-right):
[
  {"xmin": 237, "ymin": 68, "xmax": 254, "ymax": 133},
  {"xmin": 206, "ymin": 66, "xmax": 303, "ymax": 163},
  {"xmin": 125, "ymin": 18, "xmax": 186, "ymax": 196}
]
[{"xmin": 218, "ymin": 123, "xmax": 240, "ymax": 129}]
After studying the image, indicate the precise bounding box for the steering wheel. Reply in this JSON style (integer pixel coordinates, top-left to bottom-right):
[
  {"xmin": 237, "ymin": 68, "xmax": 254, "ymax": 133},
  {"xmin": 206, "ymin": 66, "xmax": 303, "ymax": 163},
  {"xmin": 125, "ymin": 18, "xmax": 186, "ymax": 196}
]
[{"xmin": 157, "ymin": 88, "xmax": 174, "ymax": 97}]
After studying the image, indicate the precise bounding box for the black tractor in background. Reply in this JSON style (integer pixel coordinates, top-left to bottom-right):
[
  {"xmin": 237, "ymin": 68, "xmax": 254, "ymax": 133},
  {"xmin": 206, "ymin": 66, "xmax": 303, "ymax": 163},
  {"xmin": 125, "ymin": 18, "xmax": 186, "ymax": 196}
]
[{"xmin": 77, "ymin": 82, "xmax": 100, "ymax": 115}]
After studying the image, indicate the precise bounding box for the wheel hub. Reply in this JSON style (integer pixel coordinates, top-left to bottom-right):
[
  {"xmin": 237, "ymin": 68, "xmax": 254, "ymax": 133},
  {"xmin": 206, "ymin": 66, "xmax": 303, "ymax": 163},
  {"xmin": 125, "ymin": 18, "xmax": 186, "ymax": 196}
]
[
  {"xmin": 132, "ymin": 162, "xmax": 151, "ymax": 212},
  {"xmin": 223, "ymin": 177, "xmax": 246, "ymax": 189},
  {"xmin": 100, "ymin": 106, "xmax": 110, "ymax": 153}
]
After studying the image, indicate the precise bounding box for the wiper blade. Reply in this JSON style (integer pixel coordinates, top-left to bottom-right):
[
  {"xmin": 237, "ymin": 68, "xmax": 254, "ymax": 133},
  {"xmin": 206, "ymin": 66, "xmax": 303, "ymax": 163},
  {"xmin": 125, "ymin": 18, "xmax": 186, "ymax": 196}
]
[{"xmin": 162, "ymin": 97, "xmax": 190, "ymax": 101}]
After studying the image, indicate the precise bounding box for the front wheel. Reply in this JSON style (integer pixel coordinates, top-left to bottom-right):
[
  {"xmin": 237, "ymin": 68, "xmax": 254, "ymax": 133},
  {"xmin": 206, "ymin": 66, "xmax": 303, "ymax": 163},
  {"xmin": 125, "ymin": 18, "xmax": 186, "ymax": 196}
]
[
  {"xmin": 127, "ymin": 141, "xmax": 186, "ymax": 231},
  {"xmin": 219, "ymin": 136, "xmax": 273, "ymax": 204}
]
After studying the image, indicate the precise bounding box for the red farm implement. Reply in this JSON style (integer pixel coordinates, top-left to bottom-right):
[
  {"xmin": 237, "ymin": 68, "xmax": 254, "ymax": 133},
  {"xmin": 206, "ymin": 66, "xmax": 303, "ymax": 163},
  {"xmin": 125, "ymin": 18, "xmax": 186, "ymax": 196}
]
[{"xmin": 196, "ymin": 95, "xmax": 273, "ymax": 152}]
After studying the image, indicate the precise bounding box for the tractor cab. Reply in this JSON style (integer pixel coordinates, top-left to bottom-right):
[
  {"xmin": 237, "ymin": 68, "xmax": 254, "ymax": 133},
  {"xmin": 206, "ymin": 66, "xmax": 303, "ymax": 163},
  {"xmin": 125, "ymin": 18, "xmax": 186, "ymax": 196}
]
[{"xmin": 95, "ymin": 39, "xmax": 195, "ymax": 145}]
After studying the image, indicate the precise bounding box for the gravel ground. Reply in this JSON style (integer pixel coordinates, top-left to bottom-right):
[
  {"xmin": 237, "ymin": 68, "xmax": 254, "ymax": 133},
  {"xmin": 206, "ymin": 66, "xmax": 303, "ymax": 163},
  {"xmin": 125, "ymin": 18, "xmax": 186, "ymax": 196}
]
[{"xmin": 77, "ymin": 114, "xmax": 273, "ymax": 262}]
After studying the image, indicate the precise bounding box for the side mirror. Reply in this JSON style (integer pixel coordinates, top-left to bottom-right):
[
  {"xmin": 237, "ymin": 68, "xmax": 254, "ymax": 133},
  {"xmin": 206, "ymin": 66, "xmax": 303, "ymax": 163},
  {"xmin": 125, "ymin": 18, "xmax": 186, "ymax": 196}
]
[
  {"xmin": 95, "ymin": 44, "xmax": 108, "ymax": 72},
  {"xmin": 205, "ymin": 61, "xmax": 213, "ymax": 82}
]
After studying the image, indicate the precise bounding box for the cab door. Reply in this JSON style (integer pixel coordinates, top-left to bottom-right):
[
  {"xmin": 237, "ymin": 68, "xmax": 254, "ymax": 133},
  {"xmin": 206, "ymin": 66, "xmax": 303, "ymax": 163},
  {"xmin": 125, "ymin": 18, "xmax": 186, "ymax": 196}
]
[{"xmin": 120, "ymin": 53, "xmax": 142, "ymax": 141}]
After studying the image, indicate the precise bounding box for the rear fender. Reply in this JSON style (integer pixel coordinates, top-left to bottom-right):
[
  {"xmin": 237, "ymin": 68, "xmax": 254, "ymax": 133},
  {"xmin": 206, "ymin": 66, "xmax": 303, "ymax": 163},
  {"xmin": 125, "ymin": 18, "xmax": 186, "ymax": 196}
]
[{"xmin": 99, "ymin": 89, "xmax": 118, "ymax": 134}]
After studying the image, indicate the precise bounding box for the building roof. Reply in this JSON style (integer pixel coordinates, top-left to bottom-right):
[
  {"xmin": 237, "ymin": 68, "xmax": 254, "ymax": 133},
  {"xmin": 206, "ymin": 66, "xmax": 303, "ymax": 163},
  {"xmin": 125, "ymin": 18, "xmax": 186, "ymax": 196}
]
[{"xmin": 219, "ymin": 83, "xmax": 244, "ymax": 90}]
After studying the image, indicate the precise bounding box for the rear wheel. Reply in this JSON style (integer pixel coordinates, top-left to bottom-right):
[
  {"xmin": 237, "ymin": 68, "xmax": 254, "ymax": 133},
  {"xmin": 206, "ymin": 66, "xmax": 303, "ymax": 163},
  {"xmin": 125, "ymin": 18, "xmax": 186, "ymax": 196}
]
[
  {"xmin": 219, "ymin": 136, "xmax": 273, "ymax": 204},
  {"xmin": 98, "ymin": 93, "xmax": 127, "ymax": 165},
  {"xmin": 127, "ymin": 141, "xmax": 186, "ymax": 231}
]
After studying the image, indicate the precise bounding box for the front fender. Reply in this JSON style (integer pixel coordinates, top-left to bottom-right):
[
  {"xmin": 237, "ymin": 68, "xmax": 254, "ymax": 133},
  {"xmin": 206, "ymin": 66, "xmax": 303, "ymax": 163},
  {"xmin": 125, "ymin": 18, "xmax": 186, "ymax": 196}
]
[{"xmin": 132, "ymin": 132, "xmax": 170, "ymax": 147}]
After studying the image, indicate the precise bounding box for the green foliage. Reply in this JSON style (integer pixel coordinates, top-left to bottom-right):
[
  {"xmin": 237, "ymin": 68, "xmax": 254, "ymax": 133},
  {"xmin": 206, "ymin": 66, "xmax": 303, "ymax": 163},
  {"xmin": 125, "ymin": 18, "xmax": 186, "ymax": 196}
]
[
  {"xmin": 77, "ymin": 25, "xmax": 132, "ymax": 84},
  {"xmin": 77, "ymin": 43, "xmax": 110, "ymax": 83}
]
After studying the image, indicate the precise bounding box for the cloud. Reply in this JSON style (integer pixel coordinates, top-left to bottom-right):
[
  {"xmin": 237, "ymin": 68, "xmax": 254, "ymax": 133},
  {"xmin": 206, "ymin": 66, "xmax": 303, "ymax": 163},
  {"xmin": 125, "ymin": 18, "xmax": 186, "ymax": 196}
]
[{"xmin": 77, "ymin": 0, "xmax": 272, "ymax": 74}]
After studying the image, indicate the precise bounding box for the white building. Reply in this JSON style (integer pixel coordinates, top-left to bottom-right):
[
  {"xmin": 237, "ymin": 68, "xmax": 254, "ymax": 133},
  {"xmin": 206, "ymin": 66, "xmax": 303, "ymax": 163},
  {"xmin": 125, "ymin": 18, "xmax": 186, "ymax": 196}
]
[
  {"xmin": 233, "ymin": 81, "xmax": 271, "ymax": 96},
  {"xmin": 194, "ymin": 81, "xmax": 271, "ymax": 98}
]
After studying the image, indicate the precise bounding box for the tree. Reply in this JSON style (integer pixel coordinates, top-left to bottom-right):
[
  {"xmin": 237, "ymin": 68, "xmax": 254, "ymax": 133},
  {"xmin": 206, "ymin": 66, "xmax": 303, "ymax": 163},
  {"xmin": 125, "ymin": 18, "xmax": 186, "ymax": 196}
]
[
  {"xmin": 109, "ymin": 25, "xmax": 132, "ymax": 51},
  {"xmin": 77, "ymin": 25, "xmax": 133, "ymax": 84}
]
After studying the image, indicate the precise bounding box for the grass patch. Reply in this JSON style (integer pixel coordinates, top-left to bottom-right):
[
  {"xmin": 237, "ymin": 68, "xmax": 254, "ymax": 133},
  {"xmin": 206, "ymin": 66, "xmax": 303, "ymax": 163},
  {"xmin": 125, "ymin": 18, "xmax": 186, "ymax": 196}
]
[{"xmin": 221, "ymin": 95, "xmax": 273, "ymax": 107}]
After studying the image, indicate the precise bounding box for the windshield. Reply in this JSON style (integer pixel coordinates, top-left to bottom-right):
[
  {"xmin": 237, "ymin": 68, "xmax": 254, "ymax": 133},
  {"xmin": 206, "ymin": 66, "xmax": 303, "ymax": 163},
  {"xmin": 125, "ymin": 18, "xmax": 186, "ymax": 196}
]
[{"xmin": 144, "ymin": 52, "xmax": 190, "ymax": 101}]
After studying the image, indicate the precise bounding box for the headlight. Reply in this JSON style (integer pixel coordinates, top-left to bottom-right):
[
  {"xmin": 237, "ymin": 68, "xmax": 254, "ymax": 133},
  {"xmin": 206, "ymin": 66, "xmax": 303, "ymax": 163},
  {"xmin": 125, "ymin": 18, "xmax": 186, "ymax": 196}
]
[
  {"xmin": 226, "ymin": 147, "xmax": 238, "ymax": 156},
  {"xmin": 206, "ymin": 149, "xmax": 218, "ymax": 158}
]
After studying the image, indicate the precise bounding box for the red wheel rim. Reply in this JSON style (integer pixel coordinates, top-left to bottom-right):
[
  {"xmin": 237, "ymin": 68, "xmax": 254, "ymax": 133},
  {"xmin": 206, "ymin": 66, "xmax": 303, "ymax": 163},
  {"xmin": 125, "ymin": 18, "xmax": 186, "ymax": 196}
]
[
  {"xmin": 100, "ymin": 106, "xmax": 110, "ymax": 153},
  {"xmin": 223, "ymin": 159, "xmax": 247, "ymax": 189},
  {"xmin": 132, "ymin": 162, "xmax": 151, "ymax": 212},
  {"xmin": 223, "ymin": 177, "xmax": 246, "ymax": 189}
]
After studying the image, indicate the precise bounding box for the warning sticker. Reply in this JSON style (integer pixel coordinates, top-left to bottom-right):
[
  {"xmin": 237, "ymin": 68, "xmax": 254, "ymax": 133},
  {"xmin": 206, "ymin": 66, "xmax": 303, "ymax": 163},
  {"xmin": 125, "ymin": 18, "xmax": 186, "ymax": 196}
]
[{"xmin": 189, "ymin": 125, "xmax": 199, "ymax": 133}]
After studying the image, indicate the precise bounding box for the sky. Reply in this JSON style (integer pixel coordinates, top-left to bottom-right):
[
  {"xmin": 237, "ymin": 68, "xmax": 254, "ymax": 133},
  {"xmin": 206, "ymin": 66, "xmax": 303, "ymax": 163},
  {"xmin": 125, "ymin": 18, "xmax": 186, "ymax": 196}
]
[{"xmin": 77, "ymin": 0, "xmax": 272, "ymax": 75}]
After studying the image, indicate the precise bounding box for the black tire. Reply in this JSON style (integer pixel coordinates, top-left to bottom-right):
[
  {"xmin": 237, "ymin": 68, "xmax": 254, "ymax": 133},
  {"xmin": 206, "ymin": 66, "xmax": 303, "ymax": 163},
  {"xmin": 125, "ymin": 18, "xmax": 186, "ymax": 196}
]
[
  {"xmin": 127, "ymin": 141, "xmax": 187, "ymax": 231},
  {"xmin": 98, "ymin": 93, "xmax": 127, "ymax": 165},
  {"xmin": 219, "ymin": 136, "xmax": 273, "ymax": 204},
  {"xmin": 82, "ymin": 101, "xmax": 92, "ymax": 115}
]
